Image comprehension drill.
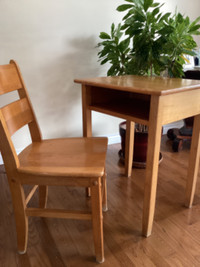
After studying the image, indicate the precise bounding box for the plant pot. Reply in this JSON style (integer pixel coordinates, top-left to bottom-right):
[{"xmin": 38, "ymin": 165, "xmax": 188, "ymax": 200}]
[{"xmin": 119, "ymin": 121, "xmax": 162, "ymax": 168}]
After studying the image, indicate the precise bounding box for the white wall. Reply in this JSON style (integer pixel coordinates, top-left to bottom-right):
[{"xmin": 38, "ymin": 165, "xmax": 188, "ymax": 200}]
[{"xmin": 0, "ymin": 0, "xmax": 199, "ymax": 151}]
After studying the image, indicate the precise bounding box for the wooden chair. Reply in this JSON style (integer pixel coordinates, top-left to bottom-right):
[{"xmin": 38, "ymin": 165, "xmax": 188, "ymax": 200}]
[{"xmin": 0, "ymin": 60, "xmax": 108, "ymax": 263}]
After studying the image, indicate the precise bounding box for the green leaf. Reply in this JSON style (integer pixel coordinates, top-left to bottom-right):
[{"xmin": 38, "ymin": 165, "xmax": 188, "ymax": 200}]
[
  {"xmin": 184, "ymin": 18, "xmax": 190, "ymax": 28},
  {"xmin": 157, "ymin": 25, "xmax": 173, "ymax": 35},
  {"xmin": 111, "ymin": 23, "xmax": 115, "ymax": 35},
  {"xmin": 119, "ymin": 38, "xmax": 130, "ymax": 53},
  {"xmin": 99, "ymin": 32, "xmax": 111, "ymax": 40},
  {"xmin": 116, "ymin": 4, "xmax": 133, "ymax": 12},
  {"xmin": 122, "ymin": 8, "xmax": 134, "ymax": 20},
  {"xmin": 176, "ymin": 13, "xmax": 184, "ymax": 23},
  {"xmin": 189, "ymin": 16, "xmax": 200, "ymax": 28},
  {"xmin": 115, "ymin": 25, "xmax": 123, "ymax": 39},
  {"xmin": 191, "ymin": 31, "xmax": 200, "ymax": 36},
  {"xmin": 144, "ymin": 0, "xmax": 153, "ymax": 12},
  {"xmin": 121, "ymin": 24, "xmax": 129, "ymax": 30},
  {"xmin": 159, "ymin": 12, "xmax": 171, "ymax": 23},
  {"xmin": 107, "ymin": 65, "xmax": 118, "ymax": 76},
  {"xmin": 98, "ymin": 47, "xmax": 110, "ymax": 58},
  {"xmin": 100, "ymin": 58, "xmax": 109, "ymax": 65},
  {"xmin": 100, "ymin": 40, "xmax": 113, "ymax": 46},
  {"xmin": 152, "ymin": 7, "xmax": 160, "ymax": 17},
  {"xmin": 189, "ymin": 25, "xmax": 200, "ymax": 33},
  {"xmin": 134, "ymin": 9, "xmax": 146, "ymax": 22},
  {"xmin": 182, "ymin": 49, "xmax": 196, "ymax": 56},
  {"xmin": 151, "ymin": 2, "xmax": 160, "ymax": 8},
  {"xmin": 125, "ymin": 17, "xmax": 136, "ymax": 26}
]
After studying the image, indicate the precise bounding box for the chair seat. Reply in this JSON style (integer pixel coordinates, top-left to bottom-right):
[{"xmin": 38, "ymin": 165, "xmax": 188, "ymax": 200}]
[{"xmin": 18, "ymin": 137, "xmax": 107, "ymax": 177}]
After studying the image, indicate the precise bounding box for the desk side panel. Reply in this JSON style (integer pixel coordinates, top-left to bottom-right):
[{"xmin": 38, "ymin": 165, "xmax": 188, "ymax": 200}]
[{"xmin": 160, "ymin": 89, "xmax": 200, "ymax": 125}]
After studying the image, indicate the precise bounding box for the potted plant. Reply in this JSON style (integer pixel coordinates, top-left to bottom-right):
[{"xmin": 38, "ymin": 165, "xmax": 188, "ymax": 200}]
[
  {"xmin": 97, "ymin": 0, "xmax": 200, "ymax": 77},
  {"xmin": 97, "ymin": 0, "xmax": 200, "ymax": 166}
]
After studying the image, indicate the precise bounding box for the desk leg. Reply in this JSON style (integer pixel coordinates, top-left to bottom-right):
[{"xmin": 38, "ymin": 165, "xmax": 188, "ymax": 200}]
[
  {"xmin": 82, "ymin": 85, "xmax": 92, "ymax": 197},
  {"xmin": 142, "ymin": 96, "xmax": 162, "ymax": 237},
  {"xmin": 125, "ymin": 121, "xmax": 135, "ymax": 177},
  {"xmin": 185, "ymin": 114, "xmax": 200, "ymax": 208},
  {"xmin": 82, "ymin": 85, "xmax": 92, "ymax": 138}
]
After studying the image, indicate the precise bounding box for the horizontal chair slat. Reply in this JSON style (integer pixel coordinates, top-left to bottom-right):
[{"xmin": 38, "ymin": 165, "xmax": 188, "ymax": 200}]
[
  {"xmin": 2, "ymin": 98, "xmax": 34, "ymax": 135},
  {"xmin": 26, "ymin": 208, "xmax": 92, "ymax": 220},
  {"xmin": 0, "ymin": 64, "xmax": 22, "ymax": 95}
]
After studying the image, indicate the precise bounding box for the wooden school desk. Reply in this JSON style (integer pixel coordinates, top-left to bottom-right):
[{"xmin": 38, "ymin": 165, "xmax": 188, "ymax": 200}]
[{"xmin": 74, "ymin": 75, "xmax": 200, "ymax": 237}]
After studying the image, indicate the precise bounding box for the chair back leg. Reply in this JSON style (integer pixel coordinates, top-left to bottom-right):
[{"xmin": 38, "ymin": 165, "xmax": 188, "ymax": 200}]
[
  {"xmin": 102, "ymin": 173, "xmax": 108, "ymax": 212},
  {"xmin": 39, "ymin": 185, "xmax": 48, "ymax": 208},
  {"xmin": 91, "ymin": 178, "xmax": 104, "ymax": 263}
]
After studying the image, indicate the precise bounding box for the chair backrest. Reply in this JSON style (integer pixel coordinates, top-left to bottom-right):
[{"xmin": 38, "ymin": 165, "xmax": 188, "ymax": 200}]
[{"xmin": 0, "ymin": 60, "xmax": 41, "ymax": 173}]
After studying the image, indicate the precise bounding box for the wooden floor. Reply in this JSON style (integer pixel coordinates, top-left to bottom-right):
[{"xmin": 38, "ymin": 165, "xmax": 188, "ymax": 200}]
[{"xmin": 1, "ymin": 135, "xmax": 200, "ymax": 266}]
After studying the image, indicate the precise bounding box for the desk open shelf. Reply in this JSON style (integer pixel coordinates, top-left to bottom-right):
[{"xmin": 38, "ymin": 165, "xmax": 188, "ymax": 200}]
[{"xmin": 89, "ymin": 86, "xmax": 150, "ymax": 125}]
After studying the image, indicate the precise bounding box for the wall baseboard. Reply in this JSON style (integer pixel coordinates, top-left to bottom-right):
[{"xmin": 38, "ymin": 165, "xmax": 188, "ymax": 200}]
[{"xmin": 107, "ymin": 134, "xmax": 121, "ymax": 145}]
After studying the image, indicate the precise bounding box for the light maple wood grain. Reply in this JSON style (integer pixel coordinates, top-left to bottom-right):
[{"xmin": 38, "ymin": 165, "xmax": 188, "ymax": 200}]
[
  {"xmin": 142, "ymin": 95, "xmax": 163, "ymax": 236},
  {"xmin": 125, "ymin": 120, "xmax": 135, "ymax": 177},
  {"xmin": 0, "ymin": 60, "xmax": 108, "ymax": 263},
  {"xmin": 185, "ymin": 114, "xmax": 200, "ymax": 207},
  {"xmin": 75, "ymin": 75, "xmax": 200, "ymax": 96},
  {"xmin": 75, "ymin": 74, "xmax": 200, "ymax": 239}
]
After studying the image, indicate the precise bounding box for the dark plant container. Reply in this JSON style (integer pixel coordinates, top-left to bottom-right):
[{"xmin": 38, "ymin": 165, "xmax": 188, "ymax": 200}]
[
  {"xmin": 119, "ymin": 121, "xmax": 162, "ymax": 168},
  {"xmin": 119, "ymin": 121, "xmax": 148, "ymax": 162}
]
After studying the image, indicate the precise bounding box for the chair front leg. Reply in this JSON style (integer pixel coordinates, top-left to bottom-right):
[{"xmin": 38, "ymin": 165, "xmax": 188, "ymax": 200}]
[
  {"xmin": 39, "ymin": 185, "xmax": 48, "ymax": 208},
  {"xmin": 91, "ymin": 178, "xmax": 104, "ymax": 263},
  {"xmin": 9, "ymin": 179, "xmax": 28, "ymax": 254}
]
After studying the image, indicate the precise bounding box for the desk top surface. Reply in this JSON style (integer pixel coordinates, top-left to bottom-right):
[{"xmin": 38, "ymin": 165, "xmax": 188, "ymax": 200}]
[{"xmin": 74, "ymin": 75, "xmax": 200, "ymax": 96}]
